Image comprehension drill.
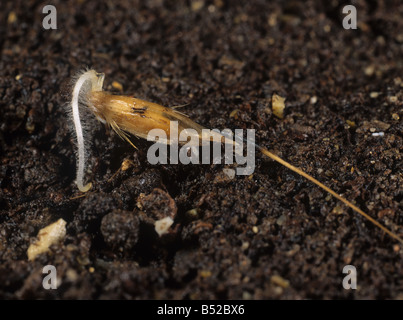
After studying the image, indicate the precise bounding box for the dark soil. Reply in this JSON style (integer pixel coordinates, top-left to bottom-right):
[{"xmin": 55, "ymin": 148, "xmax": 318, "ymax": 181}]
[{"xmin": 1, "ymin": 0, "xmax": 402, "ymax": 299}]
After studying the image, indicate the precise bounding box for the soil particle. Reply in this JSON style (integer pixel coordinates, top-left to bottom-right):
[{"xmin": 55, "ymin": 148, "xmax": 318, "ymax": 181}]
[
  {"xmin": 137, "ymin": 188, "xmax": 177, "ymax": 221},
  {"xmin": 101, "ymin": 209, "xmax": 140, "ymax": 251}
]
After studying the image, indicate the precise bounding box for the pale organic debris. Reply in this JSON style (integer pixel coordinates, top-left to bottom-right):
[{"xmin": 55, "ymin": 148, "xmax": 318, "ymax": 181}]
[
  {"xmin": 121, "ymin": 159, "xmax": 132, "ymax": 171},
  {"xmin": 241, "ymin": 241, "xmax": 250, "ymax": 250},
  {"xmin": 199, "ymin": 270, "xmax": 212, "ymax": 278},
  {"xmin": 268, "ymin": 14, "xmax": 277, "ymax": 27},
  {"xmin": 364, "ymin": 65, "xmax": 375, "ymax": 76},
  {"xmin": 7, "ymin": 11, "xmax": 17, "ymax": 24},
  {"xmin": 242, "ymin": 291, "xmax": 252, "ymax": 300},
  {"xmin": 271, "ymin": 275, "xmax": 290, "ymax": 289},
  {"xmin": 388, "ymin": 96, "xmax": 398, "ymax": 103},
  {"xmin": 185, "ymin": 208, "xmax": 200, "ymax": 220},
  {"xmin": 229, "ymin": 109, "xmax": 239, "ymax": 119},
  {"xmin": 66, "ymin": 268, "xmax": 78, "ymax": 282},
  {"xmin": 191, "ymin": 0, "xmax": 204, "ymax": 11},
  {"xmin": 155, "ymin": 216, "xmax": 174, "ymax": 237},
  {"xmin": 310, "ymin": 96, "xmax": 318, "ymax": 104},
  {"xmin": 272, "ymin": 94, "xmax": 285, "ymax": 119},
  {"xmin": 394, "ymin": 77, "xmax": 402, "ymax": 86},
  {"xmin": 332, "ymin": 206, "xmax": 344, "ymax": 215},
  {"xmin": 112, "ymin": 81, "xmax": 123, "ymax": 91},
  {"xmin": 27, "ymin": 218, "xmax": 67, "ymax": 261},
  {"xmin": 346, "ymin": 120, "xmax": 356, "ymax": 128},
  {"xmin": 223, "ymin": 168, "xmax": 236, "ymax": 179}
]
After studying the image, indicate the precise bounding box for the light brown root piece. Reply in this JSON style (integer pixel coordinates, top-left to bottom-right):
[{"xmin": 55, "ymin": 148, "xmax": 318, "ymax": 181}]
[
  {"xmin": 70, "ymin": 192, "xmax": 92, "ymax": 200},
  {"xmin": 259, "ymin": 147, "xmax": 403, "ymax": 245},
  {"xmin": 107, "ymin": 159, "xmax": 135, "ymax": 183}
]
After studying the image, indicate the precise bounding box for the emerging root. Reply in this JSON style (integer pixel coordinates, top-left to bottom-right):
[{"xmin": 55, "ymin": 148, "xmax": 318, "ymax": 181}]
[{"xmin": 70, "ymin": 69, "xmax": 105, "ymax": 192}]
